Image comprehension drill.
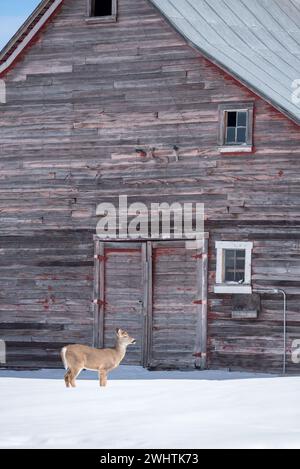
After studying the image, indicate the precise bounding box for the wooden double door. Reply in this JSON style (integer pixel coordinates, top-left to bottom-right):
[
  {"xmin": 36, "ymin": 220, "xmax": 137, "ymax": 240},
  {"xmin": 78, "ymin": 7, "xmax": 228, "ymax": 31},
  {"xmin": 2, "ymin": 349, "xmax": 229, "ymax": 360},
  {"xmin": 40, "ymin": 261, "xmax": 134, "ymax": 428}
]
[{"xmin": 93, "ymin": 239, "xmax": 208, "ymax": 369}]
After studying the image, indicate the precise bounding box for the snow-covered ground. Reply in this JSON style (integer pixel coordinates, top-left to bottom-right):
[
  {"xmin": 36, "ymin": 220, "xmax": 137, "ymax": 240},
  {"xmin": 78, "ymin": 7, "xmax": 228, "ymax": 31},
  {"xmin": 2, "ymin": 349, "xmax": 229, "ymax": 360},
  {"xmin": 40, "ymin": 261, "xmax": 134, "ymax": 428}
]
[{"xmin": 0, "ymin": 366, "xmax": 300, "ymax": 449}]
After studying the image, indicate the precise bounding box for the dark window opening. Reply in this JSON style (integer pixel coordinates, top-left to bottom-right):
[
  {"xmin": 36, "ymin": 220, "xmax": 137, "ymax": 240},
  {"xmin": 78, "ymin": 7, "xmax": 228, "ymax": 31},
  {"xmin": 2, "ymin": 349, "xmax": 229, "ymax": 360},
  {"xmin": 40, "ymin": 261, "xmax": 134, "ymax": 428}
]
[
  {"xmin": 91, "ymin": 0, "xmax": 112, "ymax": 17},
  {"xmin": 224, "ymin": 249, "xmax": 246, "ymax": 283},
  {"xmin": 225, "ymin": 111, "xmax": 248, "ymax": 145}
]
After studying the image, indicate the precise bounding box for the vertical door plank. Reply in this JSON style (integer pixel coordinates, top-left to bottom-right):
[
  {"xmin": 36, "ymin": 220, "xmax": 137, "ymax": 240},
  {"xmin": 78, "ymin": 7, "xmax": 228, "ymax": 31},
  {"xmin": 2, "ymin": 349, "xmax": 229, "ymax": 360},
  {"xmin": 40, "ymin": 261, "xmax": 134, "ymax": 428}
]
[
  {"xmin": 102, "ymin": 243, "xmax": 145, "ymax": 365},
  {"xmin": 98, "ymin": 242, "xmax": 105, "ymax": 348},
  {"xmin": 150, "ymin": 241, "xmax": 199, "ymax": 368},
  {"xmin": 93, "ymin": 238, "xmax": 100, "ymax": 347},
  {"xmin": 194, "ymin": 238, "xmax": 209, "ymax": 369},
  {"xmin": 146, "ymin": 241, "xmax": 153, "ymax": 367},
  {"xmin": 201, "ymin": 238, "xmax": 209, "ymax": 369}
]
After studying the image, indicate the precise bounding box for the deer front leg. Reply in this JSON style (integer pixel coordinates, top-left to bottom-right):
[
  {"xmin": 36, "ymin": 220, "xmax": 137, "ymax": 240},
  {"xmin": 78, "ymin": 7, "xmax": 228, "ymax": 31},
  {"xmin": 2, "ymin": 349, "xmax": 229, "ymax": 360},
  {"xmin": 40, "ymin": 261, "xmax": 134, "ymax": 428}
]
[{"xmin": 99, "ymin": 370, "xmax": 107, "ymax": 387}]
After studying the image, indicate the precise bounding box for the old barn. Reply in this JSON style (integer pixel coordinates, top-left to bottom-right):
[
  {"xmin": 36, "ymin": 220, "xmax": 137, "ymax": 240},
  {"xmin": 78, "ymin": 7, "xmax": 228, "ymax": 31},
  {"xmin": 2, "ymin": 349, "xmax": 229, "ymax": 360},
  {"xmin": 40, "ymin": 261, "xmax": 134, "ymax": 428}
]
[{"xmin": 1, "ymin": 0, "xmax": 300, "ymax": 374}]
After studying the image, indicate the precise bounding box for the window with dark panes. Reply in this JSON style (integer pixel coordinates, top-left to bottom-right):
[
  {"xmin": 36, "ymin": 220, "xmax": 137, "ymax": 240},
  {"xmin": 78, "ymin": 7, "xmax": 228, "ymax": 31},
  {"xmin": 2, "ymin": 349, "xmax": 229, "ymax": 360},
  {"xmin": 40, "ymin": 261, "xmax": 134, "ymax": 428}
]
[
  {"xmin": 91, "ymin": 0, "xmax": 112, "ymax": 17},
  {"xmin": 226, "ymin": 111, "xmax": 248, "ymax": 145},
  {"xmin": 224, "ymin": 249, "xmax": 246, "ymax": 283},
  {"xmin": 218, "ymin": 103, "xmax": 254, "ymax": 152}
]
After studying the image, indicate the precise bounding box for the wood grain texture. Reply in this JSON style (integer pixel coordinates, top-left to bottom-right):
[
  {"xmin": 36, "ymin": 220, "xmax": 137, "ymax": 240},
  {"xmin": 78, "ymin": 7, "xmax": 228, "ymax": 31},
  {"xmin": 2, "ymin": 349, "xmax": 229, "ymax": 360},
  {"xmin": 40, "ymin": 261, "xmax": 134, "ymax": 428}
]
[
  {"xmin": 101, "ymin": 243, "xmax": 144, "ymax": 365},
  {"xmin": 0, "ymin": 0, "xmax": 300, "ymax": 372},
  {"xmin": 150, "ymin": 242, "xmax": 201, "ymax": 369}
]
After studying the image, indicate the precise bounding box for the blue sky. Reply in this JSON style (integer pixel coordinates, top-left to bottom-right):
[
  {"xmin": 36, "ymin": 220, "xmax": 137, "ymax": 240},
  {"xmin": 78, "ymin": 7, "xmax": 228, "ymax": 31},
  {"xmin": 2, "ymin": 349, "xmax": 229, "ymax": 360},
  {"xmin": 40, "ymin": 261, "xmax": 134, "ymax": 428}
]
[{"xmin": 0, "ymin": 0, "xmax": 40, "ymax": 50}]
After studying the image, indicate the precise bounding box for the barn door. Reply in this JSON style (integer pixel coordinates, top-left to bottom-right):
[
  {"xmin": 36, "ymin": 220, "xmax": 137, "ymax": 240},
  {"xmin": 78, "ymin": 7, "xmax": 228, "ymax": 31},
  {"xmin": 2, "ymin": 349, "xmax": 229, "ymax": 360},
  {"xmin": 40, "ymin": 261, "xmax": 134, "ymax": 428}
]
[
  {"xmin": 93, "ymin": 238, "xmax": 208, "ymax": 369},
  {"xmin": 93, "ymin": 242, "xmax": 148, "ymax": 366},
  {"xmin": 147, "ymin": 240, "xmax": 208, "ymax": 369}
]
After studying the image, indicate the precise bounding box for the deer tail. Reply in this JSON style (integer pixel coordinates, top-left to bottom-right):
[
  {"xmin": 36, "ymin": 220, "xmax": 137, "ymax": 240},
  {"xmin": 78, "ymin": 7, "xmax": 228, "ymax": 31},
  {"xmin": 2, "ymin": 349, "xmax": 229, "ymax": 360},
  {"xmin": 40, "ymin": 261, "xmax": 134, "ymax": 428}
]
[{"xmin": 61, "ymin": 346, "xmax": 68, "ymax": 370}]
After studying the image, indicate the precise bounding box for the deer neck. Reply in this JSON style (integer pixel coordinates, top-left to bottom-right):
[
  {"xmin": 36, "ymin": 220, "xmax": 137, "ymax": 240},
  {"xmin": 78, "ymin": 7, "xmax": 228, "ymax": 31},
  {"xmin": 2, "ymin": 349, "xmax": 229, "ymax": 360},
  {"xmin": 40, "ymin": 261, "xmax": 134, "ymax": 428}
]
[{"xmin": 115, "ymin": 340, "xmax": 127, "ymax": 362}]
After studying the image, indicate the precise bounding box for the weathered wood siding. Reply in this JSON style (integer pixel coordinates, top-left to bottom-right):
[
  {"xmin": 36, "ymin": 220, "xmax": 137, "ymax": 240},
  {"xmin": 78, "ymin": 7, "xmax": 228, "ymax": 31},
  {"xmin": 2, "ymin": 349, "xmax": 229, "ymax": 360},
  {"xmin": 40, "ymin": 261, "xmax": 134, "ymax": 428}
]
[
  {"xmin": 94, "ymin": 240, "xmax": 204, "ymax": 369},
  {"xmin": 0, "ymin": 0, "xmax": 300, "ymax": 372},
  {"xmin": 101, "ymin": 244, "xmax": 144, "ymax": 365},
  {"xmin": 151, "ymin": 242, "xmax": 200, "ymax": 368},
  {"xmin": 0, "ymin": 231, "xmax": 94, "ymax": 367},
  {"xmin": 209, "ymin": 227, "xmax": 300, "ymax": 374}
]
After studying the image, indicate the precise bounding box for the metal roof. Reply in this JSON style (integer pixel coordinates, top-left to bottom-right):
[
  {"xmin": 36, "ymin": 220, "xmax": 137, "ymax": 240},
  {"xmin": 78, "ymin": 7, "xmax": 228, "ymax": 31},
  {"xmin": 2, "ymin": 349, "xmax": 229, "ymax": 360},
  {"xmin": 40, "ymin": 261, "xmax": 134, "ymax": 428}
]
[{"xmin": 150, "ymin": 0, "xmax": 300, "ymax": 124}]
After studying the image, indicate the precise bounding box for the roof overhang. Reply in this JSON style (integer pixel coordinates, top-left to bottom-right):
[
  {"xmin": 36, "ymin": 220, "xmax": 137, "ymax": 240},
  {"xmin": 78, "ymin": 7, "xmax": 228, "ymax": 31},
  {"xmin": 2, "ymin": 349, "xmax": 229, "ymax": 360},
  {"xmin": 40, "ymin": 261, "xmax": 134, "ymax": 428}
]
[{"xmin": 0, "ymin": 0, "xmax": 63, "ymax": 77}]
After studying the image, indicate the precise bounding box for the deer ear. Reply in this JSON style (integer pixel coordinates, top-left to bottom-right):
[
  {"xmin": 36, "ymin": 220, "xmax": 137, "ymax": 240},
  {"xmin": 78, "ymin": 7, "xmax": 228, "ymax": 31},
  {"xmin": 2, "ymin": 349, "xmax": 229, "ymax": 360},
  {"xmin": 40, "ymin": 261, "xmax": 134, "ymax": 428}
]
[{"xmin": 116, "ymin": 328, "xmax": 121, "ymax": 335}]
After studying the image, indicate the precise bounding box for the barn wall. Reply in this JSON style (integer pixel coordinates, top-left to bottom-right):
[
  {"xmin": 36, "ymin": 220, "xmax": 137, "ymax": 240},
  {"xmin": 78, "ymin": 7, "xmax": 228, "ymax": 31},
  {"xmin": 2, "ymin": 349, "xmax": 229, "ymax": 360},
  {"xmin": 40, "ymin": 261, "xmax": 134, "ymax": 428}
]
[
  {"xmin": 0, "ymin": 0, "xmax": 300, "ymax": 371},
  {"xmin": 208, "ymin": 226, "xmax": 300, "ymax": 374},
  {"xmin": 0, "ymin": 231, "xmax": 94, "ymax": 367}
]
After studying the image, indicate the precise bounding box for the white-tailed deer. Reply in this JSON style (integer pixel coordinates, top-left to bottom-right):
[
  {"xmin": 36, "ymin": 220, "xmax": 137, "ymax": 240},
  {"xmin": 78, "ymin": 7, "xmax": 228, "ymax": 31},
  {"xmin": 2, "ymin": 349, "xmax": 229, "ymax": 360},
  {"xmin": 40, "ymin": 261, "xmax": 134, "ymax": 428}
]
[{"xmin": 61, "ymin": 328, "xmax": 136, "ymax": 388}]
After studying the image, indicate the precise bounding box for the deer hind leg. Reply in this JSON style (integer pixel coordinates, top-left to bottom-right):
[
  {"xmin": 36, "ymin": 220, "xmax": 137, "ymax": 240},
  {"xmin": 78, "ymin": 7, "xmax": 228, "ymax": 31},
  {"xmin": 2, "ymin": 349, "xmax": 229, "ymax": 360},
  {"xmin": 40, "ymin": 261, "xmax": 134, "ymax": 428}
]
[
  {"xmin": 69, "ymin": 367, "xmax": 82, "ymax": 388},
  {"xmin": 99, "ymin": 370, "xmax": 107, "ymax": 387},
  {"xmin": 64, "ymin": 370, "xmax": 71, "ymax": 388}
]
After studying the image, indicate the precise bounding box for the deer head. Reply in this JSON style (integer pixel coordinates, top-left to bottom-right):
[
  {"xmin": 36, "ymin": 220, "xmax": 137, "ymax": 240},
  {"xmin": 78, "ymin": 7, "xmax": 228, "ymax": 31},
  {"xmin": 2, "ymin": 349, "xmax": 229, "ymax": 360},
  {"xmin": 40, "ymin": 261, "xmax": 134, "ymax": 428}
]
[{"xmin": 115, "ymin": 328, "xmax": 136, "ymax": 346}]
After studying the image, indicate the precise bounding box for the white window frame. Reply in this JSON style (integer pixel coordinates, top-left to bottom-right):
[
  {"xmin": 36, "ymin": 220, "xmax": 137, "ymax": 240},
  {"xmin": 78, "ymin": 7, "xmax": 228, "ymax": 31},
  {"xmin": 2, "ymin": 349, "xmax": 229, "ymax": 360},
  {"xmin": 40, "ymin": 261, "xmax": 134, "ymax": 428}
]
[
  {"xmin": 214, "ymin": 241, "xmax": 253, "ymax": 294},
  {"xmin": 86, "ymin": 0, "xmax": 117, "ymax": 24}
]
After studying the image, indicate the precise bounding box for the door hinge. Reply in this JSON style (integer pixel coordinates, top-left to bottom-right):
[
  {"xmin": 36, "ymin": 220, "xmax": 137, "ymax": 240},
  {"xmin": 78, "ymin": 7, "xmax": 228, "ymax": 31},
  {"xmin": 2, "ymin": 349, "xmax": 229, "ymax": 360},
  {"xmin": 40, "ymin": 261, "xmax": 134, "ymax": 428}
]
[
  {"xmin": 193, "ymin": 299, "xmax": 207, "ymax": 305},
  {"xmin": 93, "ymin": 299, "xmax": 106, "ymax": 306},
  {"xmin": 193, "ymin": 352, "xmax": 207, "ymax": 358},
  {"xmin": 192, "ymin": 254, "xmax": 203, "ymax": 260},
  {"xmin": 94, "ymin": 255, "xmax": 107, "ymax": 262}
]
